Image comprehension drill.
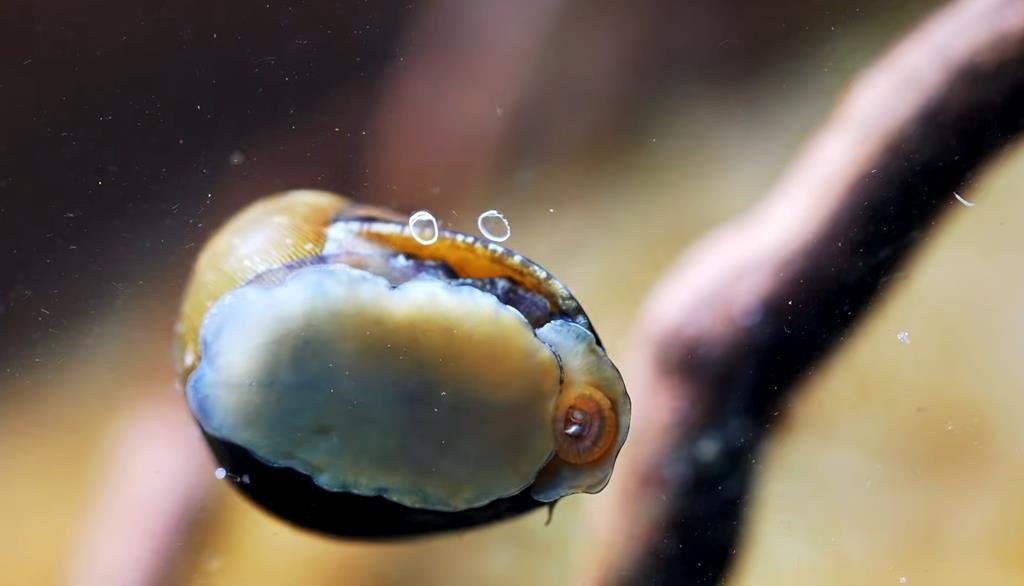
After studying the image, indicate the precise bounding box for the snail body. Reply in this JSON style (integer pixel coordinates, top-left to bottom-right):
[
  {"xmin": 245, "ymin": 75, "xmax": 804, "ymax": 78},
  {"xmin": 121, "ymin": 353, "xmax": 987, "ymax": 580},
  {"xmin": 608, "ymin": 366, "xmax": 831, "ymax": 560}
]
[{"xmin": 177, "ymin": 190, "xmax": 629, "ymax": 537}]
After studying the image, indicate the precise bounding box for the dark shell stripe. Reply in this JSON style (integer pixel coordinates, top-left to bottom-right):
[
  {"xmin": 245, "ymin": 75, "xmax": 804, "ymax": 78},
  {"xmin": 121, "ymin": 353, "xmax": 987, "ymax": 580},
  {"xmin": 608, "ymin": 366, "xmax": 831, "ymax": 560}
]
[{"xmin": 334, "ymin": 218, "xmax": 599, "ymax": 343}]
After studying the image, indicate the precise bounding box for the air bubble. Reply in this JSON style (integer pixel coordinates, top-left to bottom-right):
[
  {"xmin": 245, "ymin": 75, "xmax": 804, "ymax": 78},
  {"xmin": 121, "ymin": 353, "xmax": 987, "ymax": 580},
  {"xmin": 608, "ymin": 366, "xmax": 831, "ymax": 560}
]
[
  {"xmin": 897, "ymin": 330, "xmax": 911, "ymax": 345},
  {"xmin": 477, "ymin": 209, "xmax": 510, "ymax": 242},
  {"xmin": 409, "ymin": 210, "xmax": 438, "ymax": 245},
  {"xmin": 214, "ymin": 467, "xmax": 227, "ymax": 480}
]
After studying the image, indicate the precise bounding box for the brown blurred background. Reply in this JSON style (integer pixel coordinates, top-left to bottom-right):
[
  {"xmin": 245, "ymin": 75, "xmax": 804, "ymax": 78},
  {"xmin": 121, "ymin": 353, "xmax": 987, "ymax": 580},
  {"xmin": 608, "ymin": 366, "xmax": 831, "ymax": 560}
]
[{"xmin": 7, "ymin": 0, "xmax": 1024, "ymax": 584}]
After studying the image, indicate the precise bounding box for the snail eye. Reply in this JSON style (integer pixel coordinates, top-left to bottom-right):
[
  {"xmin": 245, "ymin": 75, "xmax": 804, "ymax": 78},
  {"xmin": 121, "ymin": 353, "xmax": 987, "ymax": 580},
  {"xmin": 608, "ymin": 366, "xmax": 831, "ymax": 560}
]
[{"xmin": 553, "ymin": 385, "xmax": 617, "ymax": 465}]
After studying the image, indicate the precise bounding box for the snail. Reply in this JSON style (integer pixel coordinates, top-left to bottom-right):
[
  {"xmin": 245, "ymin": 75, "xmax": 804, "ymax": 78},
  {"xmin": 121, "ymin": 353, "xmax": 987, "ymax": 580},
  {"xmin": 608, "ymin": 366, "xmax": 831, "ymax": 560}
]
[{"xmin": 176, "ymin": 190, "xmax": 630, "ymax": 537}]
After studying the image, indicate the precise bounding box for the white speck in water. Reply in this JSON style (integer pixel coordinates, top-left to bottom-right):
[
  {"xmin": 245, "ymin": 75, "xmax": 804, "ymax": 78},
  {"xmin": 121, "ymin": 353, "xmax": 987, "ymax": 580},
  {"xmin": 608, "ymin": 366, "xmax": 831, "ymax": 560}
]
[
  {"xmin": 897, "ymin": 330, "xmax": 911, "ymax": 345},
  {"xmin": 214, "ymin": 467, "xmax": 227, "ymax": 480},
  {"xmin": 477, "ymin": 209, "xmax": 510, "ymax": 242},
  {"xmin": 240, "ymin": 474, "xmax": 251, "ymax": 485},
  {"xmin": 953, "ymin": 191, "xmax": 975, "ymax": 207},
  {"xmin": 496, "ymin": 106, "xmax": 504, "ymax": 118},
  {"xmin": 228, "ymin": 150, "xmax": 246, "ymax": 165},
  {"xmin": 899, "ymin": 577, "xmax": 908, "ymax": 584},
  {"xmin": 409, "ymin": 210, "xmax": 439, "ymax": 245},
  {"xmin": 548, "ymin": 208, "xmax": 554, "ymax": 213}
]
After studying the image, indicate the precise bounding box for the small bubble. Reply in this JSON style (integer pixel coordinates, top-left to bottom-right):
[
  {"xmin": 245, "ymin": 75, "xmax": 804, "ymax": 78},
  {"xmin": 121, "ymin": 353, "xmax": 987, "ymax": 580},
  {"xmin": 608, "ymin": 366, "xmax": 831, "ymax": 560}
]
[
  {"xmin": 477, "ymin": 209, "xmax": 510, "ymax": 242},
  {"xmin": 228, "ymin": 150, "xmax": 246, "ymax": 165},
  {"xmin": 214, "ymin": 467, "xmax": 227, "ymax": 480},
  {"xmin": 409, "ymin": 210, "xmax": 439, "ymax": 245},
  {"xmin": 899, "ymin": 577, "xmax": 908, "ymax": 584},
  {"xmin": 897, "ymin": 330, "xmax": 911, "ymax": 345}
]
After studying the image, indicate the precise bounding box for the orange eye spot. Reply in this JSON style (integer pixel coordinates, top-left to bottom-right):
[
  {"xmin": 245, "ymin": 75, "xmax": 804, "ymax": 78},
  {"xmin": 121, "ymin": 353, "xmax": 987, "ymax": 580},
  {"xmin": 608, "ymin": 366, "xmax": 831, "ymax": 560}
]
[{"xmin": 553, "ymin": 385, "xmax": 617, "ymax": 465}]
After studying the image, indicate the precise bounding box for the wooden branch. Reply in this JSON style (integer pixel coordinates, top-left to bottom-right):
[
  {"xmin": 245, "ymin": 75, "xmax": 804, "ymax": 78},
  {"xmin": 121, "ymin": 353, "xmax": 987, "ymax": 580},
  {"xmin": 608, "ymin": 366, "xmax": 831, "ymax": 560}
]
[
  {"xmin": 68, "ymin": 394, "xmax": 212, "ymax": 585},
  {"xmin": 598, "ymin": 0, "xmax": 1024, "ymax": 583}
]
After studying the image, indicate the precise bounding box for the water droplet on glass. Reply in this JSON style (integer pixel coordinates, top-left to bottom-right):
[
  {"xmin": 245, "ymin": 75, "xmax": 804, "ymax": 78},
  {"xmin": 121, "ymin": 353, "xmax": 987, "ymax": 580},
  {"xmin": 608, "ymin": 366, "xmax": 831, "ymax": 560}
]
[
  {"xmin": 897, "ymin": 330, "xmax": 911, "ymax": 345},
  {"xmin": 214, "ymin": 467, "xmax": 227, "ymax": 480},
  {"xmin": 477, "ymin": 209, "xmax": 510, "ymax": 242},
  {"xmin": 409, "ymin": 210, "xmax": 438, "ymax": 245}
]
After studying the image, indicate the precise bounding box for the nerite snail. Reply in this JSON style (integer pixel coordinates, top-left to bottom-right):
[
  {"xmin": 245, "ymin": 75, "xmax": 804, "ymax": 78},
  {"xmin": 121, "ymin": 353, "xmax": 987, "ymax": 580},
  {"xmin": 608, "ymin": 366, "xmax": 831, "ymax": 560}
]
[{"xmin": 176, "ymin": 190, "xmax": 630, "ymax": 537}]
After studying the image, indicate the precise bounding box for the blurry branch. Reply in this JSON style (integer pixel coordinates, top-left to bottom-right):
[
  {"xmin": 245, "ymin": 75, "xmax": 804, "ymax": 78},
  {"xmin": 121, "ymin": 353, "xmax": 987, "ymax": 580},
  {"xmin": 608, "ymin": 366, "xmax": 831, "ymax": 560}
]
[
  {"xmin": 69, "ymin": 393, "xmax": 212, "ymax": 585},
  {"xmin": 600, "ymin": 0, "xmax": 1024, "ymax": 584}
]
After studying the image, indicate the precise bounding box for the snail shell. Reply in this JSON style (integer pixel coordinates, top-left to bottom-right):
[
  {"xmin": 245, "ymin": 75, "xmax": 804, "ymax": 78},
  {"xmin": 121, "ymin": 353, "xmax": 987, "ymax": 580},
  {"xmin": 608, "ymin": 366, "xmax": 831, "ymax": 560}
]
[{"xmin": 176, "ymin": 190, "xmax": 630, "ymax": 537}]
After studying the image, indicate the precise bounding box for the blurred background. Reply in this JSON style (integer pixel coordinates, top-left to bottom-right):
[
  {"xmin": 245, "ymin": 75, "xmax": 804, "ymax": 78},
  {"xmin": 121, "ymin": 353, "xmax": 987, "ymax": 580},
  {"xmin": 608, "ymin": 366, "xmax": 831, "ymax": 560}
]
[{"xmin": 4, "ymin": 0, "xmax": 1024, "ymax": 584}]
